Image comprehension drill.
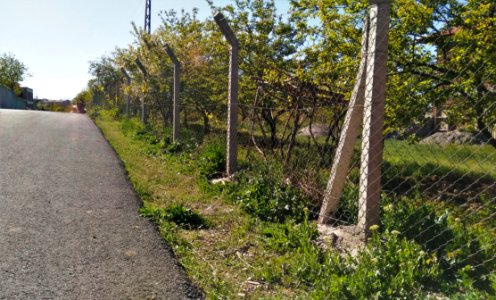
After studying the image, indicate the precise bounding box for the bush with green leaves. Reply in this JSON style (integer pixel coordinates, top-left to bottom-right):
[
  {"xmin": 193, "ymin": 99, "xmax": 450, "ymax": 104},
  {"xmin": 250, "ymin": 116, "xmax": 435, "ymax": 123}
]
[
  {"xmin": 100, "ymin": 107, "xmax": 120, "ymax": 119},
  {"xmin": 230, "ymin": 170, "xmax": 309, "ymax": 223},
  {"xmin": 120, "ymin": 119, "xmax": 171, "ymax": 156},
  {"xmin": 257, "ymin": 217, "xmax": 441, "ymax": 298},
  {"xmin": 333, "ymin": 182, "xmax": 359, "ymax": 225},
  {"xmin": 381, "ymin": 195, "xmax": 495, "ymax": 294},
  {"xmin": 337, "ymin": 228, "xmax": 441, "ymax": 299},
  {"xmin": 260, "ymin": 210, "xmax": 318, "ymax": 253},
  {"xmin": 120, "ymin": 118, "xmax": 141, "ymax": 134},
  {"xmin": 88, "ymin": 107, "xmax": 101, "ymax": 119},
  {"xmin": 197, "ymin": 144, "xmax": 226, "ymax": 180}
]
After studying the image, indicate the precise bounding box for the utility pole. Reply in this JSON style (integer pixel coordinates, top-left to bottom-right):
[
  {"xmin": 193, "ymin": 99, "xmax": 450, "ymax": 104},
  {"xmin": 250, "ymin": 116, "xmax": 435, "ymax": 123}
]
[{"xmin": 144, "ymin": 0, "xmax": 152, "ymax": 34}]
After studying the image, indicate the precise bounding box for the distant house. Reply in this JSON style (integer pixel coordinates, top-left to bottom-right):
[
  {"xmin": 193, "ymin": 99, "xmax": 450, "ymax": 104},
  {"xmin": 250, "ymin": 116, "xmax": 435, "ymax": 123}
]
[
  {"xmin": 418, "ymin": 28, "xmax": 461, "ymax": 136},
  {"xmin": 0, "ymin": 85, "xmax": 31, "ymax": 110},
  {"xmin": 424, "ymin": 100, "xmax": 456, "ymax": 133},
  {"xmin": 419, "ymin": 27, "xmax": 495, "ymax": 140}
]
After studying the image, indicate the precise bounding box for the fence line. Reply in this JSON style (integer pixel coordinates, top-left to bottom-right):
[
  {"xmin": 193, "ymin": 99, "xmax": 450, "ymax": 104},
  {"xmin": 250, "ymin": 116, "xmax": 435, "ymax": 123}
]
[{"xmin": 88, "ymin": 0, "xmax": 496, "ymax": 297}]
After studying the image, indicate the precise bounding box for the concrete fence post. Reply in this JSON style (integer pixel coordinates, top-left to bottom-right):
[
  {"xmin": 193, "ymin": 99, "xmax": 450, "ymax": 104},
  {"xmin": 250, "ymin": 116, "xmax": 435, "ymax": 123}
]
[
  {"xmin": 358, "ymin": 0, "xmax": 392, "ymax": 236},
  {"xmin": 121, "ymin": 68, "xmax": 132, "ymax": 119},
  {"xmin": 135, "ymin": 58, "xmax": 148, "ymax": 125},
  {"xmin": 164, "ymin": 44, "xmax": 181, "ymax": 143},
  {"xmin": 214, "ymin": 12, "xmax": 239, "ymax": 176},
  {"xmin": 318, "ymin": 17, "xmax": 370, "ymax": 224},
  {"xmin": 318, "ymin": 1, "xmax": 391, "ymax": 238}
]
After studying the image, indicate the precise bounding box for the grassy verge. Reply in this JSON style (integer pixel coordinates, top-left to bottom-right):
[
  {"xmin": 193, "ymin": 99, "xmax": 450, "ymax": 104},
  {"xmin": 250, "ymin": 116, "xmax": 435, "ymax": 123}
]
[
  {"xmin": 95, "ymin": 114, "xmax": 297, "ymax": 298},
  {"xmin": 94, "ymin": 111, "xmax": 495, "ymax": 299}
]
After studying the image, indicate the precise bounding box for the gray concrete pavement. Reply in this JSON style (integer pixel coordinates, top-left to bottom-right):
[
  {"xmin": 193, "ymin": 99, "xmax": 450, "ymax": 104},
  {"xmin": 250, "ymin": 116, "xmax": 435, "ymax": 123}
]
[{"xmin": 0, "ymin": 109, "xmax": 201, "ymax": 299}]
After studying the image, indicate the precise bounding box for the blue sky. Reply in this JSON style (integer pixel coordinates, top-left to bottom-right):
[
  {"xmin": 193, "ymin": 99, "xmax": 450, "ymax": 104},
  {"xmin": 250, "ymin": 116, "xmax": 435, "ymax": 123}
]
[{"xmin": 0, "ymin": 0, "xmax": 290, "ymax": 100}]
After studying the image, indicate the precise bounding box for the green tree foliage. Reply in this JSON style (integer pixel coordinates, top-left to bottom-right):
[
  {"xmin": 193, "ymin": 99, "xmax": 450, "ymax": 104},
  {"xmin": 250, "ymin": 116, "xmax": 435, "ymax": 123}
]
[
  {"xmin": 72, "ymin": 90, "xmax": 92, "ymax": 112},
  {"xmin": 86, "ymin": 0, "xmax": 495, "ymax": 145},
  {"xmin": 88, "ymin": 56, "xmax": 123, "ymax": 109},
  {"xmin": 388, "ymin": 0, "xmax": 496, "ymax": 144},
  {"xmin": 292, "ymin": 0, "xmax": 495, "ymax": 143},
  {"xmin": 0, "ymin": 53, "xmax": 28, "ymax": 95},
  {"xmin": 158, "ymin": 8, "xmax": 229, "ymax": 132}
]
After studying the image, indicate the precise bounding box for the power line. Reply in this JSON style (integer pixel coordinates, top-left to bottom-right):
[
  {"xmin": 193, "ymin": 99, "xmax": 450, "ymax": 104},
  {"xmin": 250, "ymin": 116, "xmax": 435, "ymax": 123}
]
[{"xmin": 144, "ymin": 0, "xmax": 152, "ymax": 34}]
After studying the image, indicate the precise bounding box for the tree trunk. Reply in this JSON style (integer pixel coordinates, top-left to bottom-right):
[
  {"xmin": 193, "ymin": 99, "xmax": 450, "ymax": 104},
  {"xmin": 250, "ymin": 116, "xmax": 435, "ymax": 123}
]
[
  {"xmin": 476, "ymin": 113, "xmax": 496, "ymax": 147},
  {"xmin": 262, "ymin": 109, "xmax": 277, "ymax": 148},
  {"xmin": 475, "ymin": 86, "xmax": 496, "ymax": 147},
  {"xmin": 202, "ymin": 112, "xmax": 211, "ymax": 134},
  {"xmin": 285, "ymin": 109, "xmax": 302, "ymax": 165}
]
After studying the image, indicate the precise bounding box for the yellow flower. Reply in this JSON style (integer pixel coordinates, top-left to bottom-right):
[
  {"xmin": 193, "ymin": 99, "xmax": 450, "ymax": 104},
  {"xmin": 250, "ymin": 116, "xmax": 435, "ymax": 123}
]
[
  {"xmin": 369, "ymin": 225, "xmax": 379, "ymax": 231},
  {"xmin": 384, "ymin": 204, "xmax": 394, "ymax": 212}
]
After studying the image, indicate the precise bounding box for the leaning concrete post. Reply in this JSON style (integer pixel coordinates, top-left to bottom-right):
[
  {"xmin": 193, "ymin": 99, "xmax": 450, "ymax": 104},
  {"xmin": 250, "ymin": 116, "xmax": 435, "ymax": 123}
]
[
  {"xmin": 358, "ymin": 0, "xmax": 391, "ymax": 235},
  {"xmin": 318, "ymin": 17, "xmax": 370, "ymax": 224},
  {"xmin": 121, "ymin": 68, "xmax": 131, "ymax": 119},
  {"xmin": 214, "ymin": 12, "xmax": 239, "ymax": 176},
  {"xmin": 135, "ymin": 58, "xmax": 148, "ymax": 125},
  {"xmin": 164, "ymin": 44, "xmax": 181, "ymax": 143}
]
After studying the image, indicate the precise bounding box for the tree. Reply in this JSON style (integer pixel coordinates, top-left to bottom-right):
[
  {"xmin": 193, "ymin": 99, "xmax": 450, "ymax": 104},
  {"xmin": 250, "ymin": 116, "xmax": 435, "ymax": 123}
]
[
  {"xmin": 89, "ymin": 55, "xmax": 123, "ymax": 109},
  {"xmin": 211, "ymin": 0, "xmax": 348, "ymax": 164},
  {"xmin": 72, "ymin": 90, "xmax": 92, "ymax": 113},
  {"xmin": 418, "ymin": 0, "xmax": 495, "ymax": 144},
  {"xmin": 291, "ymin": 0, "xmax": 496, "ymax": 145},
  {"xmin": 87, "ymin": 0, "xmax": 495, "ymax": 148},
  {"xmin": 0, "ymin": 53, "xmax": 28, "ymax": 95}
]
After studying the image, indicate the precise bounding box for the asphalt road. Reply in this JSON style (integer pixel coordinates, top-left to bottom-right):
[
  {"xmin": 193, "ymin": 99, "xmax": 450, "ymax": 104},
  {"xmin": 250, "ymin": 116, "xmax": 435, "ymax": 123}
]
[{"xmin": 0, "ymin": 109, "xmax": 201, "ymax": 299}]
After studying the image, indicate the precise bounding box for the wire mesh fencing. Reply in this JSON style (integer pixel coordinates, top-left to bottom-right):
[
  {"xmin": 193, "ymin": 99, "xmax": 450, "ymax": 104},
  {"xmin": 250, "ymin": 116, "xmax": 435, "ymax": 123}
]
[{"xmin": 86, "ymin": 0, "xmax": 496, "ymax": 297}]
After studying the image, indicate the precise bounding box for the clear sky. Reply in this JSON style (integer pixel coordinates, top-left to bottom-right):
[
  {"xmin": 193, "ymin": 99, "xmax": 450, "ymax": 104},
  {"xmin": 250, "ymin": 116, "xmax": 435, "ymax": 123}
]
[{"xmin": 0, "ymin": 0, "xmax": 290, "ymax": 100}]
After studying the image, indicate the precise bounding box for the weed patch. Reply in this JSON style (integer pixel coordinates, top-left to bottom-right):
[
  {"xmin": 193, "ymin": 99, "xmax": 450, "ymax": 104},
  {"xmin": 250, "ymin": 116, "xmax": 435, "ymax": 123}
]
[
  {"xmin": 197, "ymin": 143, "xmax": 226, "ymax": 181},
  {"xmin": 229, "ymin": 171, "xmax": 309, "ymax": 223},
  {"xmin": 95, "ymin": 114, "xmax": 496, "ymax": 299},
  {"xmin": 140, "ymin": 204, "xmax": 210, "ymax": 230}
]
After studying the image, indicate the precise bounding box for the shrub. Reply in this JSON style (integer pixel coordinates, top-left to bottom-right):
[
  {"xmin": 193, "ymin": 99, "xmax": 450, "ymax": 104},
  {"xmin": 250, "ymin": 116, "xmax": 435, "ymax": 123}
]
[
  {"xmin": 105, "ymin": 107, "xmax": 120, "ymax": 119},
  {"xmin": 257, "ymin": 220, "xmax": 440, "ymax": 298},
  {"xmin": 88, "ymin": 107, "xmax": 101, "ymax": 119},
  {"xmin": 351, "ymin": 229, "xmax": 440, "ymax": 298},
  {"xmin": 231, "ymin": 171, "xmax": 309, "ymax": 223},
  {"xmin": 120, "ymin": 118, "xmax": 142, "ymax": 135},
  {"xmin": 121, "ymin": 123, "xmax": 167, "ymax": 157},
  {"xmin": 261, "ymin": 210, "xmax": 318, "ymax": 253},
  {"xmin": 197, "ymin": 144, "xmax": 226, "ymax": 180},
  {"xmin": 381, "ymin": 196, "xmax": 495, "ymax": 293}
]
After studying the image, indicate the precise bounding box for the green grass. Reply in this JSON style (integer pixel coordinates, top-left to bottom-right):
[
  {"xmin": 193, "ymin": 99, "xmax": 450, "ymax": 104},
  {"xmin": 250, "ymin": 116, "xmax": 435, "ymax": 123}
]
[
  {"xmin": 95, "ymin": 115, "xmax": 294, "ymax": 298},
  {"xmin": 94, "ymin": 112, "xmax": 496, "ymax": 299},
  {"xmin": 384, "ymin": 139, "xmax": 496, "ymax": 179}
]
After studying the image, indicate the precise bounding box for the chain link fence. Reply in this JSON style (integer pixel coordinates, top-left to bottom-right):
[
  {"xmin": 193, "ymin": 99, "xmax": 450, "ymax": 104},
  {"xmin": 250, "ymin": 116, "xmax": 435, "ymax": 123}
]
[{"xmin": 88, "ymin": 0, "xmax": 495, "ymax": 297}]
